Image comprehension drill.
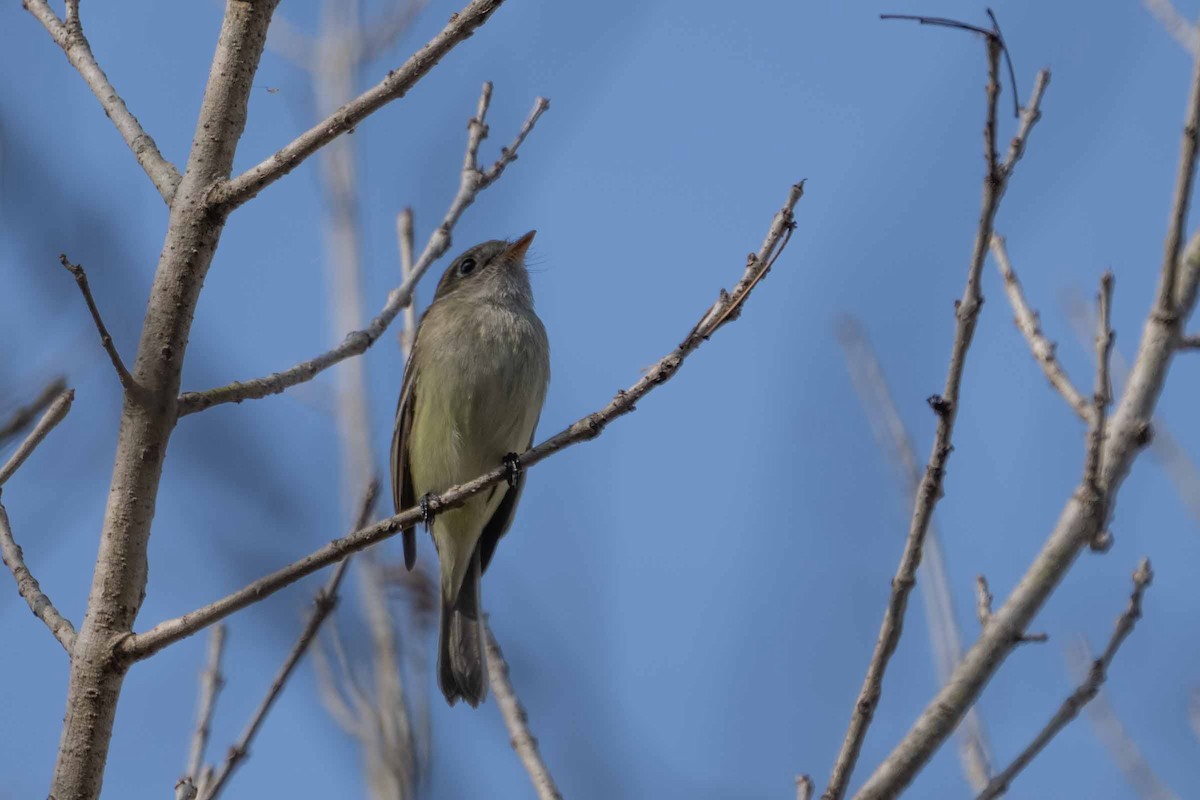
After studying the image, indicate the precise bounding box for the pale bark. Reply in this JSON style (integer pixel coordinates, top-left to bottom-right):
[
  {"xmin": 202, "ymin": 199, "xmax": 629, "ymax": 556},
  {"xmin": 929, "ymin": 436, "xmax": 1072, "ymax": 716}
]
[{"xmin": 48, "ymin": 3, "xmax": 280, "ymax": 796}]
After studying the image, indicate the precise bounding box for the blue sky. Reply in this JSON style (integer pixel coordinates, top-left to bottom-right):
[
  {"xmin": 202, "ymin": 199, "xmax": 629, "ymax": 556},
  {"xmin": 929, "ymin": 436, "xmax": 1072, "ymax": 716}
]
[{"xmin": 3, "ymin": 1, "xmax": 1200, "ymax": 798}]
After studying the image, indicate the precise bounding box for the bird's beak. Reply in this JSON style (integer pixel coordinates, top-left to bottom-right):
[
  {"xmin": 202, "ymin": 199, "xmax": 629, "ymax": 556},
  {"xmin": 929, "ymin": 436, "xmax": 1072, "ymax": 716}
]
[{"xmin": 504, "ymin": 230, "xmax": 536, "ymax": 261}]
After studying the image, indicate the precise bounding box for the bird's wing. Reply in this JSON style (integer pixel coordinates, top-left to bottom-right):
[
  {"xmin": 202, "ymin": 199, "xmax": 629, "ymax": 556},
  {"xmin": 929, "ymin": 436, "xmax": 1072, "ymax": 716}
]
[
  {"xmin": 477, "ymin": 432, "xmax": 535, "ymax": 575},
  {"xmin": 391, "ymin": 355, "xmax": 419, "ymax": 570}
]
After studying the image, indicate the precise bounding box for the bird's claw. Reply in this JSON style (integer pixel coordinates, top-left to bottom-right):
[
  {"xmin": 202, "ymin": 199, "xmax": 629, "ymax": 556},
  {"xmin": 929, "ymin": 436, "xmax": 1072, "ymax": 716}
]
[
  {"xmin": 420, "ymin": 493, "xmax": 435, "ymax": 531},
  {"xmin": 503, "ymin": 452, "xmax": 522, "ymax": 488}
]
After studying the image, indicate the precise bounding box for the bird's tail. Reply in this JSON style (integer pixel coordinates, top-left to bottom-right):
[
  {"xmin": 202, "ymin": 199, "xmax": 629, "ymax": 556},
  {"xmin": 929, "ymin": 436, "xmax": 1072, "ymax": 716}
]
[{"xmin": 438, "ymin": 545, "xmax": 488, "ymax": 707}]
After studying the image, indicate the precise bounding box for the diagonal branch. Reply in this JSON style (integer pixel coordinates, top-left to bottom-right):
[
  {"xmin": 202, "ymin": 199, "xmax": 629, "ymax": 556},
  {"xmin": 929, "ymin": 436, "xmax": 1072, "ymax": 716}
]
[
  {"xmin": 1065, "ymin": 639, "xmax": 1179, "ymax": 800},
  {"xmin": 185, "ymin": 624, "xmax": 227, "ymax": 794},
  {"xmin": 121, "ymin": 181, "xmax": 804, "ymax": 659},
  {"xmin": 199, "ymin": 481, "xmax": 378, "ymax": 800},
  {"xmin": 178, "ymin": 85, "xmax": 549, "ymax": 416},
  {"xmin": 834, "ymin": 315, "xmax": 994, "ymax": 792},
  {"xmin": 989, "ymin": 235, "xmax": 1090, "ymax": 420},
  {"xmin": 486, "ymin": 625, "xmax": 563, "ymax": 800},
  {"xmin": 209, "ymin": 0, "xmax": 509, "ymax": 209},
  {"xmin": 821, "ymin": 45, "xmax": 1049, "ymax": 800},
  {"xmin": 1157, "ymin": 30, "xmax": 1200, "ymax": 317},
  {"xmin": 0, "ymin": 388, "xmax": 74, "ymax": 488},
  {"xmin": 975, "ymin": 560, "xmax": 1154, "ymax": 800},
  {"xmin": 59, "ymin": 255, "xmax": 136, "ymax": 393},
  {"xmin": 0, "ymin": 377, "xmax": 68, "ymax": 448},
  {"xmin": 1143, "ymin": 0, "xmax": 1200, "ymax": 57},
  {"xmin": 1082, "ymin": 272, "xmax": 1115, "ymax": 552},
  {"xmin": 0, "ymin": 497, "xmax": 77, "ymax": 653},
  {"xmin": 22, "ymin": 0, "xmax": 181, "ymax": 202}
]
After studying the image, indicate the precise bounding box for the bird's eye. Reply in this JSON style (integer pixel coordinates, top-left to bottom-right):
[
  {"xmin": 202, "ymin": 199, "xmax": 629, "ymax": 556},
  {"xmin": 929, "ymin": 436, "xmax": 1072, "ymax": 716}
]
[{"xmin": 458, "ymin": 257, "xmax": 477, "ymax": 276}]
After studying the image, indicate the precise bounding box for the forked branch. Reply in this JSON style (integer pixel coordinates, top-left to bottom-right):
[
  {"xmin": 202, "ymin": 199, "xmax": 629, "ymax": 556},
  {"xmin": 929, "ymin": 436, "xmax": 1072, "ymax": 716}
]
[
  {"xmin": 178, "ymin": 84, "xmax": 549, "ymax": 416},
  {"xmin": 23, "ymin": 0, "xmax": 181, "ymax": 201},
  {"xmin": 209, "ymin": 0, "xmax": 509, "ymax": 208},
  {"xmin": 976, "ymin": 560, "xmax": 1154, "ymax": 800}
]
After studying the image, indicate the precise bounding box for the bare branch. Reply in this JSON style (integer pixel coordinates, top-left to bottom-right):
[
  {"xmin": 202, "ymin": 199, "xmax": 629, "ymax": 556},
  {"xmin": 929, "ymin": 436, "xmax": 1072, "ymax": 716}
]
[
  {"xmin": 1179, "ymin": 333, "xmax": 1200, "ymax": 349},
  {"xmin": 0, "ymin": 497, "xmax": 77, "ymax": 652},
  {"xmin": 200, "ymin": 481, "xmax": 378, "ymax": 800},
  {"xmin": 834, "ymin": 315, "xmax": 994, "ymax": 791},
  {"xmin": 397, "ymin": 208, "xmax": 417, "ymax": 357},
  {"xmin": 178, "ymin": 87, "xmax": 549, "ymax": 416},
  {"xmin": 1082, "ymin": 273, "xmax": 1115, "ymax": 552},
  {"xmin": 185, "ymin": 625, "xmax": 227, "ymax": 794},
  {"xmin": 124, "ymin": 182, "xmax": 804, "ymax": 658},
  {"xmin": 22, "ymin": 0, "xmax": 181, "ymax": 202},
  {"xmin": 1156, "ymin": 33, "xmax": 1200, "ymax": 317},
  {"xmin": 796, "ymin": 776, "xmax": 814, "ymax": 800},
  {"xmin": 49, "ymin": 0, "xmax": 285, "ymax": 793},
  {"xmin": 0, "ymin": 377, "xmax": 68, "ymax": 448},
  {"xmin": 1065, "ymin": 639, "xmax": 1179, "ymax": 800},
  {"xmin": 0, "ymin": 388, "xmax": 73, "ymax": 488},
  {"xmin": 1062, "ymin": 290, "xmax": 1200, "ymax": 530},
  {"xmin": 975, "ymin": 560, "xmax": 1154, "ymax": 800},
  {"xmin": 486, "ymin": 625, "xmax": 563, "ymax": 800},
  {"xmin": 1143, "ymin": 1, "xmax": 1200, "ymax": 58},
  {"xmin": 209, "ymin": 0, "xmax": 509, "ymax": 209},
  {"xmin": 989, "ymin": 235, "xmax": 1089, "ymax": 419},
  {"xmin": 975, "ymin": 576, "xmax": 993, "ymax": 628},
  {"xmin": 853, "ymin": 40, "xmax": 1200, "ymax": 800},
  {"xmin": 822, "ymin": 50, "xmax": 1048, "ymax": 800},
  {"xmin": 59, "ymin": 255, "xmax": 136, "ymax": 393},
  {"xmin": 175, "ymin": 778, "xmax": 198, "ymax": 800}
]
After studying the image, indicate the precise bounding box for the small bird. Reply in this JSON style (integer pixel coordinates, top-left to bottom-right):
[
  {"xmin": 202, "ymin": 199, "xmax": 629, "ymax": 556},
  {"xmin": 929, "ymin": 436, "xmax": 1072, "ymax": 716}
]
[{"xmin": 391, "ymin": 231, "xmax": 550, "ymax": 707}]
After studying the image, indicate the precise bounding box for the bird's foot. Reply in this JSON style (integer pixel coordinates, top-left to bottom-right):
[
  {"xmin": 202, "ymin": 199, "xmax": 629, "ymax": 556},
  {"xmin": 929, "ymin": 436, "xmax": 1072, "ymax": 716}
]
[
  {"xmin": 420, "ymin": 493, "xmax": 435, "ymax": 530},
  {"xmin": 503, "ymin": 452, "xmax": 522, "ymax": 488}
]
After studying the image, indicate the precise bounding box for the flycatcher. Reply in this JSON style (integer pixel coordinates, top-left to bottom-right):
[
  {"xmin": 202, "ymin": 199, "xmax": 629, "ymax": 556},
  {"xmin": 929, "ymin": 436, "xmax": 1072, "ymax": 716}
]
[{"xmin": 391, "ymin": 231, "xmax": 550, "ymax": 707}]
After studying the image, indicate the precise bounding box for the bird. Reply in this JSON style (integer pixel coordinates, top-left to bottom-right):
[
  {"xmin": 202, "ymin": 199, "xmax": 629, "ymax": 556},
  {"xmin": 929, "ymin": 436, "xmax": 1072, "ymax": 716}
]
[{"xmin": 391, "ymin": 230, "xmax": 550, "ymax": 707}]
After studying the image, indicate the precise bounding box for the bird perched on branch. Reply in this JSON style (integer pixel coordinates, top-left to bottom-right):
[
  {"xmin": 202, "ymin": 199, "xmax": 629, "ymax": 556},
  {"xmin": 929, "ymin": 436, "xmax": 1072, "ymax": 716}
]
[{"xmin": 391, "ymin": 231, "xmax": 549, "ymax": 707}]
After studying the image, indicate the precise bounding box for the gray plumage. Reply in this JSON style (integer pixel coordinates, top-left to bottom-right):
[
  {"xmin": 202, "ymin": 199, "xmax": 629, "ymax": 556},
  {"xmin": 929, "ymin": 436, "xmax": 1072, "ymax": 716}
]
[{"xmin": 391, "ymin": 233, "xmax": 549, "ymax": 707}]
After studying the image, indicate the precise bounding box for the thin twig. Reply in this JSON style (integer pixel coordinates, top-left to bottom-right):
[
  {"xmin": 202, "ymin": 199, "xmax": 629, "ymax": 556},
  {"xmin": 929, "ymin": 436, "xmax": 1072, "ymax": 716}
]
[
  {"xmin": 209, "ymin": 0, "xmax": 508, "ymax": 209},
  {"xmin": 0, "ymin": 496, "xmax": 77, "ymax": 652},
  {"xmin": 1062, "ymin": 290, "xmax": 1200, "ymax": 530},
  {"xmin": 59, "ymin": 255, "xmax": 136, "ymax": 393},
  {"xmin": 486, "ymin": 624, "xmax": 563, "ymax": 800},
  {"xmin": 178, "ymin": 87, "xmax": 549, "ymax": 416},
  {"xmin": 1142, "ymin": 0, "xmax": 1200, "ymax": 56},
  {"xmin": 199, "ymin": 481, "xmax": 378, "ymax": 800},
  {"xmin": 989, "ymin": 235, "xmax": 1089, "ymax": 419},
  {"xmin": 1082, "ymin": 273, "xmax": 1115, "ymax": 551},
  {"xmin": 1156, "ymin": 33, "xmax": 1200, "ymax": 317},
  {"xmin": 796, "ymin": 775, "xmax": 815, "ymax": 800},
  {"xmin": 976, "ymin": 575, "xmax": 1046, "ymax": 644},
  {"xmin": 0, "ymin": 388, "xmax": 73, "ymax": 488},
  {"xmin": 123, "ymin": 182, "xmax": 804, "ymax": 659},
  {"xmin": 822, "ymin": 47, "xmax": 1048, "ymax": 800},
  {"xmin": 185, "ymin": 625, "xmax": 227, "ymax": 793},
  {"xmin": 975, "ymin": 560, "xmax": 1154, "ymax": 800},
  {"xmin": 1065, "ymin": 638, "xmax": 1179, "ymax": 800},
  {"xmin": 0, "ymin": 377, "xmax": 68, "ymax": 448},
  {"xmin": 22, "ymin": 0, "xmax": 181, "ymax": 202},
  {"xmin": 397, "ymin": 208, "xmax": 417, "ymax": 357},
  {"xmin": 833, "ymin": 315, "xmax": 994, "ymax": 791},
  {"xmin": 975, "ymin": 576, "xmax": 993, "ymax": 628},
  {"xmin": 1178, "ymin": 333, "xmax": 1200, "ymax": 349}
]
